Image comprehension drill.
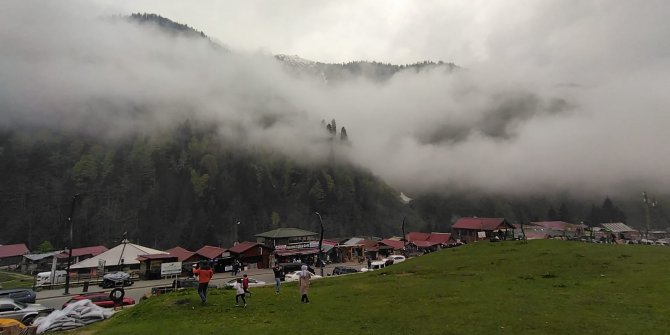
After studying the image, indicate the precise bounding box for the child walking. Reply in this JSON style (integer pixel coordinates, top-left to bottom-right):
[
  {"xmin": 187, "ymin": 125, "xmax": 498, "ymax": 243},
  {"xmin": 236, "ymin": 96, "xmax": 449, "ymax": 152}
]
[
  {"xmin": 234, "ymin": 278, "xmax": 247, "ymax": 307},
  {"xmin": 242, "ymin": 274, "xmax": 252, "ymax": 296}
]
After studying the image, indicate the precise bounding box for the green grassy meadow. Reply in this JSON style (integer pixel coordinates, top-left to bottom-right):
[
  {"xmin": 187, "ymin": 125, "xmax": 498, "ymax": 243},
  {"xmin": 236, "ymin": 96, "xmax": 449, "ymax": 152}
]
[
  {"xmin": 70, "ymin": 240, "xmax": 670, "ymax": 335},
  {"xmin": 0, "ymin": 270, "xmax": 34, "ymax": 289}
]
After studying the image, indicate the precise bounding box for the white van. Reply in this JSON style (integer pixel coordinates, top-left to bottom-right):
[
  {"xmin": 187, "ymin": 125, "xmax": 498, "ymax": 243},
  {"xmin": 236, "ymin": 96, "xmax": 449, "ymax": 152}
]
[
  {"xmin": 369, "ymin": 260, "xmax": 386, "ymax": 270},
  {"xmin": 36, "ymin": 270, "xmax": 67, "ymax": 286}
]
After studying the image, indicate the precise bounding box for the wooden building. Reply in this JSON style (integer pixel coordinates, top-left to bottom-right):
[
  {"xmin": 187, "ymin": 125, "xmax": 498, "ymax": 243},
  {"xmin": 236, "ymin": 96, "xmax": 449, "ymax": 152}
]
[{"xmin": 451, "ymin": 217, "xmax": 514, "ymax": 243}]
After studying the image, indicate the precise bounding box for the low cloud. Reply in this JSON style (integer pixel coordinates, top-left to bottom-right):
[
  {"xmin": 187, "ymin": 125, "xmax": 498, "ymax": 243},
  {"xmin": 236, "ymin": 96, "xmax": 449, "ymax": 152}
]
[{"xmin": 1, "ymin": 1, "xmax": 669, "ymax": 198}]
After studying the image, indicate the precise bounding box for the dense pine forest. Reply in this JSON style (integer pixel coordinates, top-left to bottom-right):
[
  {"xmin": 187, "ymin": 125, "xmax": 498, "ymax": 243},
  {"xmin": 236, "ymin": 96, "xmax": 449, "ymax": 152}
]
[
  {"xmin": 0, "ymin": 121, "xmax": 418, "ymax": 250},
  {"xmin": 2, "ymin": 118, "xmax": 667, "ymax": 251}
]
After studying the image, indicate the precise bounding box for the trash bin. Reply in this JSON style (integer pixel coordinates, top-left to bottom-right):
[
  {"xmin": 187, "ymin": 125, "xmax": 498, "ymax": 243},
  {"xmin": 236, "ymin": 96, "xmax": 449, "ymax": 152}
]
[{"xmin": 83, "ymin": 281, "xmax": 89, "ymax": 292}]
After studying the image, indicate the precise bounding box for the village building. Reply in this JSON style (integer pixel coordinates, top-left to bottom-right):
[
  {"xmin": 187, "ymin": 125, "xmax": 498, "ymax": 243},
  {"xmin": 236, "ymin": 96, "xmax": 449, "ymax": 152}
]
[
  {"xmin": 404, "ymin": 232, "xmax": 456, "ymax": 254},
  {"xmin": 378, "ymin": 238, "xmax": 406, "ymax": 255},
  {"xmin": 255, "ymin": 228, "xmax": 323, "ymax": 265},
  {"xmin": 194, "ymin": 245, "xmax": 226, "ymax": 261},
  {"xmin": 334, "ymin": 237, "xmax": 369, "ymax": 263},
  {"xmin": 600, "ymin": 222, "xmax": 640, "ymax": 241},
  {"xmin": 0, "ymin": 244, "xmax": 29, "ymax": 269},
  {"xmin": 254, "ymin": 227, "xmax": 319, "ymax": 247},
  {"xmin": 451, "ymin": 217, "xmax": 515, "ymax": 243},
  {"xmin": 166, "ymin": 246, "xmax": 199, "ymax": 263},
  {"xmin": 531, "ymin": 221, "xmax": 585, "ymax": 238},
  {"xmin": 136, "ymin": 253, "xmax": 178, "ymax": 280},
  {"xmin": 228, "ymin": 241, "xmax": 273, "ymax": 269},
  {"xmin": 70, "ymin": 240, "xmax": 167, "ymax": 276}
]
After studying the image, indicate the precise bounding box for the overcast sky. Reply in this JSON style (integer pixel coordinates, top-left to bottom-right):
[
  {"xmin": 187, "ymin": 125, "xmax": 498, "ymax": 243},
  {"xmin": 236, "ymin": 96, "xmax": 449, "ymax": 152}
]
[{"xmin": 1, "ymin": 0, "xmax": 669, "ymax": 197}]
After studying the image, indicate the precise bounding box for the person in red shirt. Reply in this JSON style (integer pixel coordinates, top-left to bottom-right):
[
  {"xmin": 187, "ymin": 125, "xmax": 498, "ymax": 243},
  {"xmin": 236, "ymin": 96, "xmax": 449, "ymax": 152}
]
[
  {"xmin": 242, "ymin": 274, "xmax": 252, "ymax": 295},
  {"xmin": 192, "ymin": 262, "xmax": 214, "ymax": 304}
]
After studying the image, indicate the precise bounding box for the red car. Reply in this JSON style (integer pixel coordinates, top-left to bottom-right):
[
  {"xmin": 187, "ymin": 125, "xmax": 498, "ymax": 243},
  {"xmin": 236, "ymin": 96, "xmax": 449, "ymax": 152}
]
[{"xmin": 61, "ymin": 292, "xmax": 135, "ymax": 309}]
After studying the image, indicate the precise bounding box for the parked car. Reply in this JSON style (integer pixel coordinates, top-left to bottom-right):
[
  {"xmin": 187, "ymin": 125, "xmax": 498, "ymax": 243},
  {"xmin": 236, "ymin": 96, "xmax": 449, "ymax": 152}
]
[
  {"xmin": 0, "ymin": 298, "xmax": 53, "ymax": 325},
  {"xmin": 278, "ymin": 263, "xmax": 314, "ymax": 281},
  {"xmin": 331, "ymin": 266, "xmax": 359, "ymax": 276},
  {"xmin": 0, "ymin": 289, "xmax": 37, "ymax": 304},
  {"xmin": 387, "ymin": 255, "xmax": 406, "ymax": 264},
  {"xmin": 62, "ymin": 291, "xmax": 135, "ymax": 309},
  {"xmin": 283, "ymin": 271, "xmax": 322, "ymax": 282},
  {"xmin": 100, "ymin": 272, "xmax": 134, "ymax": 289},
  {"xmin": 223, "ymin": 278, "xmax": 266, "ymax": 289},
  {"xmin": 362, "ymin": 260, "xmax": 387, "ymax": 272}
]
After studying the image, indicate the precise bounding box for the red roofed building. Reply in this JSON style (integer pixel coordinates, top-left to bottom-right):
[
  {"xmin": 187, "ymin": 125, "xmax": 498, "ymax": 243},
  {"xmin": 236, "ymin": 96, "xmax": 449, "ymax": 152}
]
[
  {"xmin": 0, "ymin": 243, "xmax": 29, "ymax": 268},
  {"xmin": 136, "ymin": 253, "xmax": 179, "ymax": 280},
  {"xmin": 379, "ymin": 239, "xmax": 405, "ymax": 250},
  {"xmin": 228, "ymin": 241, "xmax": 272, "ymax": 269},
  {"xmin": 406, "ymin": 232, "xmax": 431, "ymax": 242},
  {"xmin": 426, "ymin": 233, "xmax": 454, "ymax": 245},
  {"xmin": 166, "ymin": 246, "xmax": 198, "ymax": 263},
  {"xmin": 56, "ymin": 245, "xmax": 109, "ymax": 264},
  {"xmin": 452, "ymin": 217, "xmax": 514, "ymax": 242},
  {"xmin": 195, "ymin": 245, "xmax": 226, "ymax": 260}
]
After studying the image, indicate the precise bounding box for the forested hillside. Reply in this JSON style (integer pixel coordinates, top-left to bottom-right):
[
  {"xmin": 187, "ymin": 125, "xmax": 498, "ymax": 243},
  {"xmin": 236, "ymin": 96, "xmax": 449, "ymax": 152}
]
[{"xmin": 0, "ymin": 121, "xmax": 417, "ymax": 250}]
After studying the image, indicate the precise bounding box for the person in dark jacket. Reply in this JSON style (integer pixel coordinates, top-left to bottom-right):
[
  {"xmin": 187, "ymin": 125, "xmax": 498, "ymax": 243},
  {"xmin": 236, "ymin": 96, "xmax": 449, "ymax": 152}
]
[{"xmin": 272, "ymin": 263, "xmax": 283, "ymax": 294}]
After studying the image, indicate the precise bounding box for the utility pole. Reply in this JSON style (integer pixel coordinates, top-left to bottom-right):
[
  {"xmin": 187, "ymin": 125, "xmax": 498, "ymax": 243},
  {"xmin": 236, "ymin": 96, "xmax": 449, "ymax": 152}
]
[
  {"xmin": 64, "ymin": 194, "xmax": 79, "ymax": 295},
  {"xmin": 315, "ymin": 212, "xmax": 324, "ymax": 277},
  {"xmin": 642, "ymin": 192, "xmax": 657, "ymax": 240},
  {"xmin": 401, "ymin": 217, "xmax": 407, "ymax": 256}
]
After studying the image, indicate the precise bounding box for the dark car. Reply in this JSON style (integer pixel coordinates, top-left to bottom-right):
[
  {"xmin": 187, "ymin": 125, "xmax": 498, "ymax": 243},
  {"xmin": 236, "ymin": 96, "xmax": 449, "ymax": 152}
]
[
  {"xmin": 0, "ymin": 289, "xmax": 37, "ymax": 304},
  {"xmin": 62, "ymin": 292, "xmax": 135, "ymax": 309},
  {"xmin": 332, "ymin": 266, "xmax": 359, "ymax": 276},
  {"xmin": 278, "ymin": 263, "xmax": 314, "ymax": 281}
]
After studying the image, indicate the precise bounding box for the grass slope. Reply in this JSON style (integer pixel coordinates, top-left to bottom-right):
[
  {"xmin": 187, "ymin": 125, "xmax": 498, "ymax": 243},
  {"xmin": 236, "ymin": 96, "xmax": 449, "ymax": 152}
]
[
  {"xmin": 0, "ymin": 271, "xmax": 34, "ymax": 289},
  {"xmin": 71, "ymin": 240, "xmax": 670, "ymax": 335}
]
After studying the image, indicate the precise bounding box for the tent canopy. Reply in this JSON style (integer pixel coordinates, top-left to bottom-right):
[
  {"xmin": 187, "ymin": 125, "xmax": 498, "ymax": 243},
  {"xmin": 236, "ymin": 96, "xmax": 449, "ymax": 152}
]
[{"xmin": 71, "ymin": 242, "xmax": 167, "ymax": 269}]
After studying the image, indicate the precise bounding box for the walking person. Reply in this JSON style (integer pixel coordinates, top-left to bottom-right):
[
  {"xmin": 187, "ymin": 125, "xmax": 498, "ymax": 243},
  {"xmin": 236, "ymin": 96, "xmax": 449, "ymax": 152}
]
[
  {"xmin": 192, "ymin": 262, "xmax": 214, "ymax": 305},
  {"xmin": 299, "ymin": 264, "xmax": 311, "ymax": 303},
  {"xmin": 233, "ymin": 278, "xmax": 247, "ymax": 308},
  {"xmin": 232, "ymin": 260, "xmax": 240, "ymax": 276},
  {"xmin": 242, "ymin": 274, "xmax": 252, "ymax": 295},
  {"xmin": 272, "ymin": 263, "xmax": 283, "ymax": 294}
]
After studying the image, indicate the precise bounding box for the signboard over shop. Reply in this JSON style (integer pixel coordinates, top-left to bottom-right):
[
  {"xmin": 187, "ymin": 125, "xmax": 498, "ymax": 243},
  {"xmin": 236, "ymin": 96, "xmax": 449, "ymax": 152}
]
[{"xmin": 275, "ymin": 241, "xmax": 319, "ymax": 250}]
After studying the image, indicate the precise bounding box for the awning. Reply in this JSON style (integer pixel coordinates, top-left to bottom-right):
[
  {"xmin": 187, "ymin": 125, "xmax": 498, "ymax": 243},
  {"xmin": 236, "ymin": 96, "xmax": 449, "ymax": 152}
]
[{"xmin": 274, "ymin": 248, "xmax": 319, "ymax": 256}]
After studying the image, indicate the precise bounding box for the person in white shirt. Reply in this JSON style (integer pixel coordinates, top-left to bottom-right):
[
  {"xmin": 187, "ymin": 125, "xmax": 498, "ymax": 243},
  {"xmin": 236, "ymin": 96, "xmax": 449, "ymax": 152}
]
[{"xmin": 234, "ymin": 278, "xmax": 247, "ymax": 307}]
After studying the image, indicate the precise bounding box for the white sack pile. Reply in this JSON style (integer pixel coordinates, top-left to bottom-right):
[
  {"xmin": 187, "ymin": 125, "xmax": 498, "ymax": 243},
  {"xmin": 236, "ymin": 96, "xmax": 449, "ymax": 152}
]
[{"xmin": 33, "ymin": 299, "xmax": 114, "ymax": 333}]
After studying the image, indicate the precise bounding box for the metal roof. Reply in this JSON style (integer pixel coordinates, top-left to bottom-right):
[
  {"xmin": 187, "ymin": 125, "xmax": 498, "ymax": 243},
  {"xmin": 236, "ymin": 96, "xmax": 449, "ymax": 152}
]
[
  {"xmin": 601, "ymin": 222, "xmax": 637, "ymax": 233},
  {"xmin": 254, "ymin": 228, "xmax": 318, "ymax": 239}
]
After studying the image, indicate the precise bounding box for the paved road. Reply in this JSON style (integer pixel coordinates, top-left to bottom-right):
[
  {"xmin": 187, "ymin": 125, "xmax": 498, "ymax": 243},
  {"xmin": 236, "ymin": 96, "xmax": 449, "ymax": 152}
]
[{"xmin": 36, "ymin": 262, "xmax": 362, "ymax": 310}]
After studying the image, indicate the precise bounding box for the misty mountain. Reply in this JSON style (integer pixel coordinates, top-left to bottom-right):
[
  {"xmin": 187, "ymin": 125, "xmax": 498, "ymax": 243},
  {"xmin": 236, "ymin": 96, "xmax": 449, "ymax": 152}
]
[
  {"xmin": 1, "ymin": 11, "xmax": 668, "ymax": 251},
  {"xmin": 275, "ymin": 54, "xmax": 458, "ymax": 84},
  {"xmin": 127, "ymin": 13, "xmax": 212, "ymax": 43}
]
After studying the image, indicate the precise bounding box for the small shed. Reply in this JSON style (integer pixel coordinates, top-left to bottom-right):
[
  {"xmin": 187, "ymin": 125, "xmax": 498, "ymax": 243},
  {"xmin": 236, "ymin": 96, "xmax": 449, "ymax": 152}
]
[
  {"xmin": 0, "ymin": 244, "xmax": 29, "ymax": 268},
  {"xmin": 228, "ymin": 241, "xmax": 272, "ymax": 269},
  {"xmin": 452, "ymin": 218, "xmax": 514, "ymax": 243},
  {"xmin": 136, "ymin": 254, "xmax": 179, "ymax": 280}
]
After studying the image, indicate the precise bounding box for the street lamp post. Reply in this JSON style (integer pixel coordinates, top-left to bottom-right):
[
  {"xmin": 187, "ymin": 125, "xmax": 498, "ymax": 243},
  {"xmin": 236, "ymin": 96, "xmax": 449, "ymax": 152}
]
[
  {"xmin": 315, "ymin": 212, "xmax": 324, "ymax": 277},
  {"xmin": 401, "ymin": 217, "xmax": 407, "ymax": 256},
  {"xmin": 64, "ymin": 194, "xmax": 79, "ymax": 295},
  {"xmin": 642, "ymin": 192, "xmax": 657, "ymax": 240},
  {"xmin": 234, "ymin": 221, "xmax": 241, "ymax": 246}
]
